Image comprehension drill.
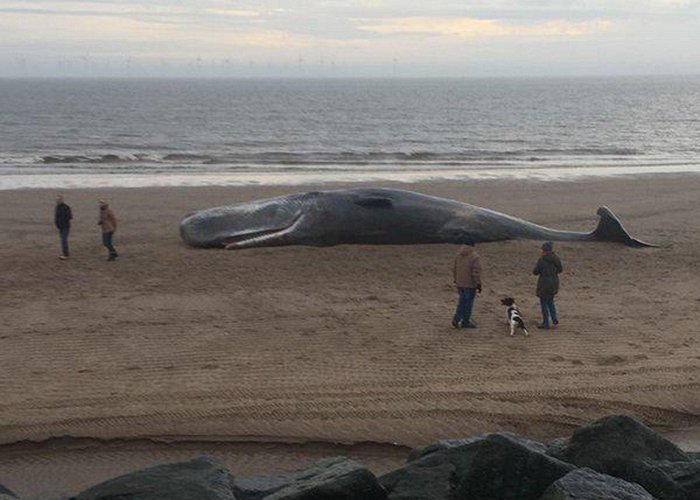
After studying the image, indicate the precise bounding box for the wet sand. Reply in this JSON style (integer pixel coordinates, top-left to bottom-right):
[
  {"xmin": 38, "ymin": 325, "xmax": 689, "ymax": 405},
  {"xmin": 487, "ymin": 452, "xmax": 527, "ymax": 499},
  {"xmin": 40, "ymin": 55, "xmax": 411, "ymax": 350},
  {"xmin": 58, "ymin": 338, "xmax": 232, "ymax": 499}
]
[{"xmin": 1, "ymin": 175, "xmax": 699, "ymax": 497}]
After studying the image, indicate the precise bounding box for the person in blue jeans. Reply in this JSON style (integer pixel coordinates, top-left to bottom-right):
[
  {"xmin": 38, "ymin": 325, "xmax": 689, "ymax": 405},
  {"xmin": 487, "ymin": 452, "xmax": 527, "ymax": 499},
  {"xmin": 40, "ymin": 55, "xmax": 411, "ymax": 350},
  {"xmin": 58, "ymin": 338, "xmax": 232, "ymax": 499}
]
[
  {"xmin": 452, "ymin": 240, "xmax": 482, "ymax": 329},
  {"xmin": 54, "ymin": 195, "xmax": 72, "ymax": 260},
  {"xmin": 533, "ymin": 241, "xmax": 563, "ymax": 329}
]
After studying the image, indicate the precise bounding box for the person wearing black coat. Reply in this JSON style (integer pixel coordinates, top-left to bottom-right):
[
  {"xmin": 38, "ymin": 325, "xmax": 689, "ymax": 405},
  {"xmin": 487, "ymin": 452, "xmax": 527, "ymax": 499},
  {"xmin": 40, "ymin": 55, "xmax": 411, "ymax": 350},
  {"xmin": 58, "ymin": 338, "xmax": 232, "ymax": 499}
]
[
  {"xmin": 54, "ymin": 195, "xmax": 72, "ymax": 259},
  {"xmin": 533, "ymin": 241, "xmax": 563, "ymax": 329}
]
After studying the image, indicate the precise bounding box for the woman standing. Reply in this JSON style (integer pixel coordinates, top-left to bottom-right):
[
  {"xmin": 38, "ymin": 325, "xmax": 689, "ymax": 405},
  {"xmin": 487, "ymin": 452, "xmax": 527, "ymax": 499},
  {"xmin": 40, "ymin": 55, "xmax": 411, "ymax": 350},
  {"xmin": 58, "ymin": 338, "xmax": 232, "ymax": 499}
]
[
  {"xmin": 98, "ymin": 199, "xmax": 118, "ymax": 261},
  {"xmin": 533, "ymin": 241, "xmax": 562, "ymax": 329}
]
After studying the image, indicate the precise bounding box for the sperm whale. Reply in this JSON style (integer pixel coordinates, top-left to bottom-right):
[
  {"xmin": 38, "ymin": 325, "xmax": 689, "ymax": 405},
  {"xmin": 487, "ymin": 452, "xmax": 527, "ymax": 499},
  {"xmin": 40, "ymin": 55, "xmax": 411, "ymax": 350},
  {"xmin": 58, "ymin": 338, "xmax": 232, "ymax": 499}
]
[{"xmin": 180, "ymin": 188, "xmax": 654, "ymax": 249}]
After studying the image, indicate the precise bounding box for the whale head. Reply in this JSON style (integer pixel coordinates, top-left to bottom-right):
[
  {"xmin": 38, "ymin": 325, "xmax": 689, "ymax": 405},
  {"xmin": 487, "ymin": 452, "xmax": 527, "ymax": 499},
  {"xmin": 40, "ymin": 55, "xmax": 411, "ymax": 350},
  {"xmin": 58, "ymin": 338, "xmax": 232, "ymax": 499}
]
[{"xmin": 180, "ymin": 194, "xmax": 307, "ymax": 249}]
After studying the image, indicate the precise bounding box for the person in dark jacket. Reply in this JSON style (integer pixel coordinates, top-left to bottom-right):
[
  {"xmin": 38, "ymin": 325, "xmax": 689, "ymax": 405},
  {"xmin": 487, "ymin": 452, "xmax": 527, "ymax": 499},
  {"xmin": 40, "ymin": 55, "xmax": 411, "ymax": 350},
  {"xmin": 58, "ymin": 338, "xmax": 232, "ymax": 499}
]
[
  {"xmin": 533, "ymin": 241, "xmax": 563, "ymax": 329},
  {"xmin": 54, "ymin": 195, "xmax": 72, "ymax": 260}
]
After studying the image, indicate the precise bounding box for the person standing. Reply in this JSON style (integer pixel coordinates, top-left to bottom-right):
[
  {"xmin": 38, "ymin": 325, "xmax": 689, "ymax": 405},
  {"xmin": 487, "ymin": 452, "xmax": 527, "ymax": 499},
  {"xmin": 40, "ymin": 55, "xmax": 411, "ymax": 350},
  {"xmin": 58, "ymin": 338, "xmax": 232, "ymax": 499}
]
[
  {"xmin": 452, "ymin": 239, "xmax": 482, "ymax": 329},
  {"xmin": 54, "ymin": 195, "xmax": 72, "ymax": 260},
  {"xmin": 533, "ymin": 241, "xmax": 563, "ymax": 329},
  {"xmin": 98, "ymin": 199, "xmax": 118, "ymax": 261}
]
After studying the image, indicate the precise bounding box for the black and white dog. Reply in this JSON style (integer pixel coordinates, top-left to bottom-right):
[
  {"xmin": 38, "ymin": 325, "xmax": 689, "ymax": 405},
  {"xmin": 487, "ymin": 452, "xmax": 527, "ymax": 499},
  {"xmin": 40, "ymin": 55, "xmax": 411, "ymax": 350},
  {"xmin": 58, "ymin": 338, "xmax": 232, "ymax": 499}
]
[{"xmin": 500, "ymin": 297, "xmax": 529, "ymax": 337}]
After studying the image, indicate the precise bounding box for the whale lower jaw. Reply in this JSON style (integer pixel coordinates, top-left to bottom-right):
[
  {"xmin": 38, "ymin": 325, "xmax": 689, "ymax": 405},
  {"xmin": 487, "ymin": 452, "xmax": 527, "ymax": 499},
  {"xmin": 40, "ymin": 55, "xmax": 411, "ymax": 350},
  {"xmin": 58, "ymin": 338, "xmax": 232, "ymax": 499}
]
[{"xmin": 224, "ymin": 214, "xmax": 304, "ymax": 249}]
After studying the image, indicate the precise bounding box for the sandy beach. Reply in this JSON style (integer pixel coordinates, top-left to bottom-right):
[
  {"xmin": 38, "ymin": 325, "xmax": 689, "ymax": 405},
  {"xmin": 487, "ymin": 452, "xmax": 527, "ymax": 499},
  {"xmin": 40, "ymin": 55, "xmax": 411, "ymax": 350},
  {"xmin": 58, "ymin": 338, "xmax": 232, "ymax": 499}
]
[{"xmin": 1, "ymin": 175, "xmax": 699, "ymax": 498}]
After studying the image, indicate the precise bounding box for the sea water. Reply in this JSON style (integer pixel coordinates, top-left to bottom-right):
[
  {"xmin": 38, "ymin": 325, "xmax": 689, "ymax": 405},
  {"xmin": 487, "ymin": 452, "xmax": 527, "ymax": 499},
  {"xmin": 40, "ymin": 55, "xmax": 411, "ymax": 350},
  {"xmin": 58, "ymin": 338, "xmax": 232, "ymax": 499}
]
[{"xmin": 1, "ymin": 76, "xmax": 699, "ymax": 189}]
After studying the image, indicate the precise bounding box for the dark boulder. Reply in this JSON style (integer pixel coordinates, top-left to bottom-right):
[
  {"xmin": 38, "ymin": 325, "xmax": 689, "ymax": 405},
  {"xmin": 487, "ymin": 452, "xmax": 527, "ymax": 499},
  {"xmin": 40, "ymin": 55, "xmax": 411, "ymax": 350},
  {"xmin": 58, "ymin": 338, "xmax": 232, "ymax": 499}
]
[
  {"xmin": 549, "ymin": 415, "xmax": 689, "ymax": 467},
  {"xmin": 0, "ymin": 483, "xmax": 18, "ymax": 499},
  {"xmin": 256, "ymin": 457, "xmax": 386, "ymax": 500},
  {"xmin": 407, "ymin": 432, "xmax": 546, "ymax": 462},
  {"xmin": 605, "ymin": 458, "xmax": 687, "ymax": 500},
  {"xmin": 72, "ymin": 455, "xmax": 236, "ymax": 500},
  {"xmin": 547, "ymin": 415, "xmax": 696, "ymax": 499},
  {"xmin": 233, "ymin": 458, "xmax": 385, "ymax": 500},
  {"xmin": 538, "ymin": 467, "xmax": 654, "ymax": 500},
  {"xmin": 380, "ymin": 433, "xmax": 574, "ymax": 500},
  {"xmin": 655, "ymin": 460, "xmax": 700, "ymax": 500},
  {"xmin": 406, "ymin": 437, "xmax": 483, "ymax": 463},
  {"xmin": 380, "ymin": 452, "xmax": 455, "ymax": 500},
  {"xmin": 545, "ymin": 437, "xmax": 569, "ymax": 458}
]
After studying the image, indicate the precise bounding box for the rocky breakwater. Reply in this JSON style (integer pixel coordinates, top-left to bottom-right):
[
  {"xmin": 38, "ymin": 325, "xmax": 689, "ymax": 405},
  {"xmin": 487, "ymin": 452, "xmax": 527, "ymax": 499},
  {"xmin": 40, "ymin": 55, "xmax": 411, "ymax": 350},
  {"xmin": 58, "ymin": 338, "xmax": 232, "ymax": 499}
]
[{"xmin": 1, "ymin": 415, "xmax": 698, "ymax": 499}]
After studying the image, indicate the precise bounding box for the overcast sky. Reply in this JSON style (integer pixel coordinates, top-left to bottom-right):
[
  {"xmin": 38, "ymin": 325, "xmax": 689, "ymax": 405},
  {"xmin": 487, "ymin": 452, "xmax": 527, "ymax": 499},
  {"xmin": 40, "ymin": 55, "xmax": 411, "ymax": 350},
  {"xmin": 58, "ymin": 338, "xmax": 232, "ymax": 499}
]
[{"xmin": 1, "ymin": 0, "xmax": 699, "ymax": 77}]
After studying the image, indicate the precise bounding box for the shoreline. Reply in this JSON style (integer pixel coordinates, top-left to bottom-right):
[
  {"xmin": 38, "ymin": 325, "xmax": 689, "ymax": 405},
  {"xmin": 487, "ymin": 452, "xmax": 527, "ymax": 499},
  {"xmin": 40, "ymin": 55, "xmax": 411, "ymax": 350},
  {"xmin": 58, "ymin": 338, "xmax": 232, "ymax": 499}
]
[{"xmin": 1, "ymin": 164, "xmax": 700, "ymax": 191}]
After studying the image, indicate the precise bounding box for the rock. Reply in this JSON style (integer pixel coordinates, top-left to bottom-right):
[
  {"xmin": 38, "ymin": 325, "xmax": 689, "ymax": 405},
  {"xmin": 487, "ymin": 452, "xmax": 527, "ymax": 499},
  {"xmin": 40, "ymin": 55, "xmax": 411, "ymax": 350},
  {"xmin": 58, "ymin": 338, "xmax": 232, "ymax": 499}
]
[
  {"xmin": 655, "ymin": 461, "xmax": 700, "ymax": 500},
  {"xmin": 545, "ymin": 437, "xmax": 569, "ymax": 458},
  {"xmin": 256, "ymin": 457, "xmax": 386, "ymax": 500},
  {"xmin": 405, "ymin": 436, "xmax": 486, "ymax": 463},
  {"xmin": 0, "ymin": 483, "xmax": 18, "ymax": 499},
  {"xmin": 538, "ymin": 467, "xmax": 654, "ymax": 500},
  {"xmin": 407, "ymin": 432, "xmax": 546, "ymax": 462},
  {"xmin": 549, "ymin": 415, "xmax": 689, "ymax": 467},
  {"xmin": 72, "ymin": 455, "xmax": 236, "ymax": 500},
  {"xmin": 547, "ymin": 416, "xmax": 698, "ymax": 500},
  {"xmin": 234, "ymin": 458, "xmax": 381, "ymax": 500},
  {"xmin": 233, "ymin": 466, "xmax": 305, "ymax": 500},
  {"xmin": 380, "ymin": 452, "xmax": 454, "ymax": 499},
  {"xmin": 380, "ymin": 433, "xmax": 574, "ymax": 500},
  {"xmin": 607, "ymin": 459, "xmax": 688, "ymax": 500}
]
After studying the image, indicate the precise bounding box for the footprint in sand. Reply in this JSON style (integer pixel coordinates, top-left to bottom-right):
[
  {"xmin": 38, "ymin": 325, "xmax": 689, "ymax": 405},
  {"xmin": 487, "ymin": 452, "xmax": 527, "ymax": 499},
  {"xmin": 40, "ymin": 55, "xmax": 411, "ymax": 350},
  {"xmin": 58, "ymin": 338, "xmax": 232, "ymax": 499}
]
[{"xmin": 596, "ymin": 354, "xmax": 627, "ymax": 366}]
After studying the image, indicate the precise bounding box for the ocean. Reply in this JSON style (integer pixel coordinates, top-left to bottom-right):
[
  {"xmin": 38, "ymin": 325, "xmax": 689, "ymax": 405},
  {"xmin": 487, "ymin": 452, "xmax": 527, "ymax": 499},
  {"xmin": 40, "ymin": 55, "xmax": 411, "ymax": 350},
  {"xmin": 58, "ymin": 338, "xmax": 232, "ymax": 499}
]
[{"xmin": 1, "ymin": 76, "xmax": 699, "ymax": 189}]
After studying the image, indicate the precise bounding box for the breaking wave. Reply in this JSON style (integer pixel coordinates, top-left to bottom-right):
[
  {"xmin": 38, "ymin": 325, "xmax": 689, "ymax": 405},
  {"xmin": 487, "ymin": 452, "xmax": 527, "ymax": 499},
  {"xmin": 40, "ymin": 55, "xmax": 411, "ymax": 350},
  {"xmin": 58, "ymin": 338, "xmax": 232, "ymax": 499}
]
[{"xmin": 14, "ymin": 147, "xmax": 645, "ymax": 170}]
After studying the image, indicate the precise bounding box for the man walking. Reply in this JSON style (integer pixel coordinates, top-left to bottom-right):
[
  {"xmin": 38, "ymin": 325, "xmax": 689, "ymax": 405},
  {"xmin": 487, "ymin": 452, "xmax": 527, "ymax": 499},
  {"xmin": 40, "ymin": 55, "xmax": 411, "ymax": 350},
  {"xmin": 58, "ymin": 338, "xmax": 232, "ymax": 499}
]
[
  {"xmin": 452, "ymin": 239, "xmax": 482, "ymax": 329},
  {"xmin": 98, "ymin": 199, "xmax": 118, "ymax": 261},
  {"xmin": 54, "ymin": 195, "xmax": 72, "ymax": 260}
]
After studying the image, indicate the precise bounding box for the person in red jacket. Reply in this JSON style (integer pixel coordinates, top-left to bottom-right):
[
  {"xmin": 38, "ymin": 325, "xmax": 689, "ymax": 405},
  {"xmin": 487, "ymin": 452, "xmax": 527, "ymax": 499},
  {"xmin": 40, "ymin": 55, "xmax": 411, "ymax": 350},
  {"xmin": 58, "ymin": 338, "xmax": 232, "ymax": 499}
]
[{"xmin": 452, "ymin": 239, "xmax": 482, "ymax": 329}]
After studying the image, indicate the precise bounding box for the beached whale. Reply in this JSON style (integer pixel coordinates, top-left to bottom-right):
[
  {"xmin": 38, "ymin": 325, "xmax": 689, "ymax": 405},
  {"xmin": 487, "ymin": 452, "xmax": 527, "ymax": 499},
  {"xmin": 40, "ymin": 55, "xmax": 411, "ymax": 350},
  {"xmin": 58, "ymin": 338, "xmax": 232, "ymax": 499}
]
[{"xmin": 180, "ymin": 188, "xmax": 654, "ymax": 249}]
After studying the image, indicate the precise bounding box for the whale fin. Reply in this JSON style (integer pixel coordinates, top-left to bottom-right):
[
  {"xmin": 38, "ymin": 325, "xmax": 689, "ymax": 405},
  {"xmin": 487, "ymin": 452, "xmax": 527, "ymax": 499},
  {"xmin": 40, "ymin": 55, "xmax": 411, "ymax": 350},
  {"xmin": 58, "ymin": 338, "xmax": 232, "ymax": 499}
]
[
  {"xmin": 354, "ymin": 197, "xmax": 393, "ymax": 209},
  {"xmin": 592, "ymin": 207, "xmax": 657, "ymax": 247}
]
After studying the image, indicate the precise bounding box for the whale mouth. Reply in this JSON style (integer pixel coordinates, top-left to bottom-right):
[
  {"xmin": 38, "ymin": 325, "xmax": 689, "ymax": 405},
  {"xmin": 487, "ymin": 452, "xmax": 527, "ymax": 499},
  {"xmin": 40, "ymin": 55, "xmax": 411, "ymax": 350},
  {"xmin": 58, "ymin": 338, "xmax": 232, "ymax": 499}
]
[{"xmin": 222, "ymin": 213, "xmax": 303, "ymax": 249}]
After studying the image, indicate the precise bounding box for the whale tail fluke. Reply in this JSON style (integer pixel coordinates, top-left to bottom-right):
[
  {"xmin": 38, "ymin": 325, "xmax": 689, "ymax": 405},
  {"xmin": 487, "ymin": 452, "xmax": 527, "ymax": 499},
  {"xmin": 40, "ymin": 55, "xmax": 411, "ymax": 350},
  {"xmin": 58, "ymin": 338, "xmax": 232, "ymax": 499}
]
[{"xmin": 592, "ymin": 207, "xmax": 657, "ymax": 247}]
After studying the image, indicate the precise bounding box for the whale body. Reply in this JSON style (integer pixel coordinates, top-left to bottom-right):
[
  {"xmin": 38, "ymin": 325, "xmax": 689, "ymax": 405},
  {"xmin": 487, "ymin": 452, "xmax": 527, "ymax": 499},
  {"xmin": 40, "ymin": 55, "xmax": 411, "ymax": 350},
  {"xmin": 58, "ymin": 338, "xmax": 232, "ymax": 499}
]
[{"xmin": 180, "ymin": 188, "xmax": 654, "ymax": 249}]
